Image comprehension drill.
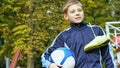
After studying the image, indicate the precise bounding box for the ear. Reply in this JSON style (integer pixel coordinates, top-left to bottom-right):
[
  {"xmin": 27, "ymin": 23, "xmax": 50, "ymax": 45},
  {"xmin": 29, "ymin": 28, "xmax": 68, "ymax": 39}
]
[{"xmin": 64, "ymin": 14, "xmax": 68, "ymax": 20}]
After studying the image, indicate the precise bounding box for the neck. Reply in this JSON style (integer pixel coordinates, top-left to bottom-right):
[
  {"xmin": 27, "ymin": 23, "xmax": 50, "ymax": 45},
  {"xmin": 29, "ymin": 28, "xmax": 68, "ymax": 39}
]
[{"xmin": 70, "ymin": 21, "xmax": 86, "ymax": 27}]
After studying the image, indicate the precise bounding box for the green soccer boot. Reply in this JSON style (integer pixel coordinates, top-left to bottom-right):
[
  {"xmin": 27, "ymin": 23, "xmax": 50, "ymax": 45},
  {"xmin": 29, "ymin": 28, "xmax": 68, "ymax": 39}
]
[{"xmin": 84, "ymin": 35, "xmax": 110, "ymax": 52}]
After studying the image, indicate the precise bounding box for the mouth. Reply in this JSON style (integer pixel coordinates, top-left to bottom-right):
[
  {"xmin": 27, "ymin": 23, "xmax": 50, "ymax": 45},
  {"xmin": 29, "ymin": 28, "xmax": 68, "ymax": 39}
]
[{"xmin": 75, "ymin": 17, "xmax": 81, "ymax": 20}]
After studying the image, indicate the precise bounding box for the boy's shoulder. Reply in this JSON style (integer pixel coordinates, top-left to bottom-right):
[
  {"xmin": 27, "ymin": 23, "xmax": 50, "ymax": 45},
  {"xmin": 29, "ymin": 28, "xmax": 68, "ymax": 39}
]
[
  {"xmin": 57, "ymin": 27, "xmax": 71, "ymax": 38},
  {"xmin": 87, "ymin": 24, "xmax": 100, "ymax": 27},
  {"xmin": 60, "ymin": 27, "xmax": 71, "ymax": 35},
  {"xmin": 87, "ymin": 24, "xmax": 102, "ymax": 29}
]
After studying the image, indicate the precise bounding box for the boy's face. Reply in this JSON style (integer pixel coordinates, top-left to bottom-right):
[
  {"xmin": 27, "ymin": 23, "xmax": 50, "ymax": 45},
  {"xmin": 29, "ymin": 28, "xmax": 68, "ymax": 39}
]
[{"xmin": 64, "ymin": 4, "xmax": 84, "ymax": 23}]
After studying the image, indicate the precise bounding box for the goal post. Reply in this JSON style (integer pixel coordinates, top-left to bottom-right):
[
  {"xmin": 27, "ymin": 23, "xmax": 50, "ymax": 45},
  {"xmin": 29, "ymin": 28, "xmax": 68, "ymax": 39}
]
[{"xmin": 105, "ymin": 21, "xmax": 120, "ymax": 67}]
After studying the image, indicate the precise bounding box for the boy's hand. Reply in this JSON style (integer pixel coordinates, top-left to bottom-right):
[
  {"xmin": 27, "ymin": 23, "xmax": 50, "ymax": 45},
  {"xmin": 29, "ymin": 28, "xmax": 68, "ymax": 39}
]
[{"xmin": 49, "ymin": 63, "xmax": 63, "ymax": 68}]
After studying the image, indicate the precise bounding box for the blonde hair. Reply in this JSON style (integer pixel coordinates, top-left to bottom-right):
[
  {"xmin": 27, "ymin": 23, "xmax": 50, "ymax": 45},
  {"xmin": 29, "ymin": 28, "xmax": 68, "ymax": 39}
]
[{"xmin": 63, "ymin": 0, "xmax": 82, "ymax": 14}]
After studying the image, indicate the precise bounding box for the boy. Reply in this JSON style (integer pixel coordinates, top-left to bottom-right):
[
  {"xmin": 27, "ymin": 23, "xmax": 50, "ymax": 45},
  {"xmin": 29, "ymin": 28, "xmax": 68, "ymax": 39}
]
[{"xmin": 41, "ymin": 0, "xmax": 116, "ymax": 68}]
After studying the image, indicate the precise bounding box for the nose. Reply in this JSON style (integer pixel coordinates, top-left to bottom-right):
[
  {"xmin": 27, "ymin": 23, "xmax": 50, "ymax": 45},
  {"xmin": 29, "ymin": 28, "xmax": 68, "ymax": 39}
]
[{"xmin": 75, "ymin": 11, "xmax": 80, "ymax": 16}]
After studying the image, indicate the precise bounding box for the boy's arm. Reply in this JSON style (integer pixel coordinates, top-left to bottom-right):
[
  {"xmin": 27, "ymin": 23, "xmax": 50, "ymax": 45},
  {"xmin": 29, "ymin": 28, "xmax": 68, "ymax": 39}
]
[
  {"xmin": 100, "ymin": 45, "xmax": 115, "ymax": 68},
  {"xmin": 41, "ymin": 33, "xmax": 64, "ymax": 68},
  {"xmin": 41, "ymin": 51, "xmax": 51, "ymax": 68},
  {"xmin": 98, "ymin": 27, "xmax": 116, "ymax": 68}
]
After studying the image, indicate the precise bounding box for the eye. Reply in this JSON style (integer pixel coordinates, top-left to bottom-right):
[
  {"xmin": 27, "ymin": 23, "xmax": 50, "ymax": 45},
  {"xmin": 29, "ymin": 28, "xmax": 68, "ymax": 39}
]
[
  {"xmin": 70, "ymin": 10, "xmax": 75, "ymax": 13},
  {"xmin": 78, "ymin": 8, "xmax": 82, "ymax": 12}
]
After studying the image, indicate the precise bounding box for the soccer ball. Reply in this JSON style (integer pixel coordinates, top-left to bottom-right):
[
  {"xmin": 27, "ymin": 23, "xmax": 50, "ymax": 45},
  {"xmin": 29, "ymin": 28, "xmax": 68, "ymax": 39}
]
[{"xmin": 49, "ymin": 47, "xmax": 75, "ymax": 68}]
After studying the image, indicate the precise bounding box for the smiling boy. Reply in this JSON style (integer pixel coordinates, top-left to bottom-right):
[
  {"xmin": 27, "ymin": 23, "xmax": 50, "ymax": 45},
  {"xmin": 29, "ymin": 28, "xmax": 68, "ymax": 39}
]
[{"xmin": 41, "ymin": 0, "xmax": 116, "ymax": 68}]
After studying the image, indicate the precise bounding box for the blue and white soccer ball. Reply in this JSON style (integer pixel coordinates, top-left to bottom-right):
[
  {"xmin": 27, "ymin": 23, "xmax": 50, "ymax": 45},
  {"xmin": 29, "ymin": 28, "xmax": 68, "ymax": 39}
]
[{"xmin": 49, "ymin": 47, "xmax": 75, "ymax": 68}]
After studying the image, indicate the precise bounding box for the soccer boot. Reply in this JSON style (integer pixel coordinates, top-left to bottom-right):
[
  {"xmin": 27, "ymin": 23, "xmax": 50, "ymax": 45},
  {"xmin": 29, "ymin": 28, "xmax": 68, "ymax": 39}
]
[{"xmin": 84, "ymin": 35, "xmax": 110, "ymax": 52}]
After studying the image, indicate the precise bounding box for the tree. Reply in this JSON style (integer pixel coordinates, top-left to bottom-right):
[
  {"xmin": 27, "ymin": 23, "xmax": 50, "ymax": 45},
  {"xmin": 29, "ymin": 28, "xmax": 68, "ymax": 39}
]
[
  {"xmin": 0, "ymin": 0, "xmax": 67, "ymax": 67},
  {"xmin": 81, "ymin": 0, "xmax": 115, "ymax": 28},
  {"xmin": 109, "ymin": 0, "xmax": 120, "ymax": 21}
]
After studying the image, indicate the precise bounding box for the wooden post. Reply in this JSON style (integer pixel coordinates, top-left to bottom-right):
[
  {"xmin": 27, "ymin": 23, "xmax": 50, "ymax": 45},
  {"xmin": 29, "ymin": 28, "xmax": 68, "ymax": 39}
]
[{"xmin": 10, "ymin": 49, "xmax": 22, "ymax": 68}]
